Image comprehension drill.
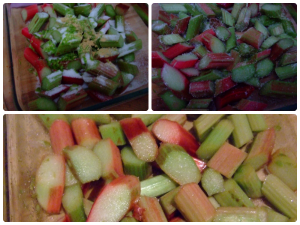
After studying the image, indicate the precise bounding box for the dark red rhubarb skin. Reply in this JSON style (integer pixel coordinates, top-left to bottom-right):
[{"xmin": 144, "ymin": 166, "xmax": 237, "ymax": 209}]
[
  {"xmin": 172, "ymin": 16, "xmax": 191, "ymax": 35},
  {"xmin": 190, "ymin": 29, "xmax": 216, "ymax": 44},
  {"xmin": 196, "ymin": 3, "xmax": 215, "ymax": 17},
  {"xmin": 86, "ymin": 90, "xmax": 113, "ymax": 102},
  {"xmin": 189, "ymin": 81, "xmax": 214, "ymax": 98},
  {"xmin": 22, "ymin": 4, "xmax": 39, "ymax": 22},
  {"xmin": 30, "ymin": 36, "xmax": 47, "ymax": 59},
  {"xmin": 39, "ymin": 85, "xmax": 70, "ymax": 100},
  {"xmin": 62, "ymin": 76, "xmax": 84, "ymax": 85},
  {"xmin": 152, "ymin": 51, "xmax": 170, "ymax": 68},
  {"xmin": 95, "ymin": 54, "xmax": 119, "ymax": 63},
  {"xmin": 171, "ymin": 57, "xmax": 198, "ymax": 69},
  {"xmin": 217, "ymin": 3, "xmax": 233, "ymax": 8},
  {"xmin": 236, "ymin": 99, "xmax": 268, "ymax": 111},
  {"xmin": 214, "ymin": 76, "xmax": 237, "ymax": 97},
  {"xmin": 159, "ymin": 10, "xmax": 178, "ymax": 25},
  {"xmin": 115, "ymin": 3, "xmax": 130, "ymax": 15},
  {"xmin": 162, "ymin": 43, "xmax": 194, "ymax": 59},
  {"xmin": 214, "ymin": 84, "xmax": 255, "ymax": 110},
  {"xmin": 120, "ymin": 118, "xmax": 149, "ymax": 141}
]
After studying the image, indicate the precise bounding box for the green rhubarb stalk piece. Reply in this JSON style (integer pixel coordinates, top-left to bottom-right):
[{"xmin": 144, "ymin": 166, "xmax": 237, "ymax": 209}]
[
  {"xmin": 196, "ymin": 119, "xmax": 234, "ymax": 160},
  {"xmin": 53, "ymin": 3, "xmax": 74, "ymax": 16},
  {"xmin": 215, "ymin": 26, "xmax": 231, "ymax": 41},
  {"xmin": 235, "ymin": 7, "xmax": 251, "ymax": 32},
  {"xmin": 185, "ymin": 15, "xmax": 205, "ymax": 41},
  {"xmin": 228, "ymin": 114, "xmax": 253, "ymax": 148},
  {"xmin": 28, "ymin": 97, "xmax": 57, "ymax": 111},
  {"xmin": 99, "ymin": 35, "xmax": 124, "ymax": 48},
  {"xmin": 261, "ymin": 36, "xmax": 279, "ymax": 49},
  {"xmin": 89, "ymin": 3, "xmax": 105, "ymax": 20},
  {"xmin": 275, "ymin": 63, "xmax": 297, "ymax": 80},
  {"xmin": 231, "ymin": 64, "xmax": 255, "ymax": 83},
  {"xmin": 207, "ymin": 3, "xmax": 222, "ymax": 17},
  {"xmin": 28, "ymin": 12, "xmax": 49, "ymax": 33},
  {"xmin": 261, "ymin": 4, "xmax": 282, "ymax": 19},
  {"xmin": 261, "ymin": 174, "xmax": 297, "ymax": 219},
  {"xmin": 88, "ymin": 76, "xmax": 119, "ymax": 96},
  {"xmin": 160, "ymin": 91, "xmax": 187, "ymax": 111},
  {"xmin": 192, "ymin": 45, "xmax": 207, "ymax": 58},
  {"xmin": 66, "ymin": 114, "xmax": 111, "ymax": 125},
  {"xmin": 160, "ymin": 34, "xmax": 185, "ymax": 45},
  {"xmin": 62, "ymin": 184, "xmax": 86, "ymax": 222},
  {"xmin": 268, "ymin": 23, "xmax": 284, "ymax": 36},
  {"xmin": 38, "ymin": 114, "xmax": 68, "ymax": 129},
  {"xmin": 160, "ymin": 3, "xmax": 187, "ymax": 14},
  {"xmin": 246, "ymin": 114, "xmax": 268, "ymax": 132},
  {"xmin": 238, "ymin": 43, "xmax": 255, "ymax": 57},
  {"xmin": 222, "ymin": 9, "xmax": 235, "ymax": 27},
  {"xmin": 122, "ymin": 52, "xmax": 135, "ymax": 63},
  {"xmin": 105, "ymin": 4, "xmax": 116, "ymax": 18},
  {"xmin": 214, "ymin": 179, "xmax": 255, "ymax": 207},
  {"xmin": 74, "ymin": 4, "xmax": 92, "ymax": 17},
  {"xmin": 213, "ymin": 207, "xmax": 267, "ymax": 222},
  {"xmin": 121, "ymin": 72, "xmax": 134, "ymax": 87},
  {"xmin": 190, "ymin": 70, "xmax": 223, "ymax": 82},
  {"xmin": 183, "ymin": 3, "xmax": 202, "ymax": 16},
  {"xmin": 121, "ymin": 146, "xmax": 152, "ymax": 181},
  {"xmin": 186, "ymin": 98, "xmax": 212, "ymax": 109},
  {"xmin": 281, "ymin": 19, "xmax": 296, "ymax": 38},
  {"xmin": 125, "ymin": 31, "xmax": 138, "ymax": 42},
  {"xmin": 156, "ymin": 143, "xmax": 201, "ymax": 185},
  {"xmin": 279, "ymin": 47, "xmax": 296, "ymax": 66},
  {"xmin": 209, "ymin": 196, "xmax": 220, "ymax": 209},
  {"xmin": 226, "ymin": 27, "xmax": 236, "ymax": 52},
  {"xmin": 56, "ymin": 32, "xmax": 82, "ymax": 56},
  {"xmin": 267, "ymin": 152, "xmax": 297, "ymax": 191},
  {"xmin": 117, "ymin": 61, "xmax": 139, "ymax": 75},
  {"xmin": 160, "ymin": 187, "xmax": 180, "ymax": 219},
  {"xmin": 99, "ymin": 122, "xmax": 126, "ymax": 146},
  {"xmin": 41, "ymin": 70, "xmax": 63, "ymax": 91},
  {"xmin": 231, "ymin": 3, "xmax": 246, "ymax": 21},
  {"xmin": 233, "ymin": 164, "xmax": 262, "ymax": 198},
  {"xmin": 254, "ymin": 20, "xmax": 269, "ymax": 40},
  {"xmin": 152, "ymin": 20, "xmax": 172, "ymax": 35},
  {"xmin": 263, "ymin": 206, "xmax": 289, "ymax": 222},
  {"xmin": 141, "ymin": 174, "xmax": 178, "ymax": 197},
  {"xmin": 255, "ymin": 58, "xmax": 274, "ymax": 78},
  {"xmin": 259, "ymin": 80, "xmax": 297, "ymax": 97},
  {"xmin": 65, "ymin": 163, "xmax": 78, "ymax": 187},
  {"xmin": 115, "ymin": 15, "xmax": 125, "ymax": 33},
  {"xmin": 118, "ymin": 39, "xmax": 142, "ymax": 58},
  {"xmin": 201, "ymin": 168, "xmax": 224, "ymax": 196}
]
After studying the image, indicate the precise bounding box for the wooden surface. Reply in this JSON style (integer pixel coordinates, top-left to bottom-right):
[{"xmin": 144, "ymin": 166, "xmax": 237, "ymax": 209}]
[
  {"xmin": 152, "ymin": 3, "xmax": 297, "ymax": 111},
  {"xmin": 5, "ymin": 3, "xmax": 148, "ymax": 111},
  {"xmin": 4, "ymin": 114, "xmax": 297, "ymax": 221}
]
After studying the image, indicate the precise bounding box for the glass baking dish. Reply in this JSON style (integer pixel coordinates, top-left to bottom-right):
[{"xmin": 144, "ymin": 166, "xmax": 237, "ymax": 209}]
[
  {"xmin": 5, "ymin": 3, "xmax": 148, "ymax": 111},
  {"xmin": 151, "ymin": 3, "xmax": 297, "ymax": 111},
  {"xmin": 4, "ymin": 114, "xmax": 297, "ymax": 221}
]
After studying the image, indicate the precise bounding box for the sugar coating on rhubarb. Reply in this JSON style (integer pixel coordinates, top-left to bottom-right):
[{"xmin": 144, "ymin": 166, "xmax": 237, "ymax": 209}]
[
  {"xmin": 131, "ymin": 132, "xmax": 158, "ymax": 162},
  {"xmin": 63, "ymin": 69, "xmax": 82, "ymax": 78}
]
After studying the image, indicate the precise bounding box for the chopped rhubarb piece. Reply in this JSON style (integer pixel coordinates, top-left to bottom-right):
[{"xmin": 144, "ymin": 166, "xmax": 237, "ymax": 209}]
[
  {"xmin": 99, "ymin": 20, "xmax": 110, "ymax": 34},
  {"xmin": 162, "ymin": 43, "xmax": 194, "ymax": 59},
  {"xmin": 214, "ymin": 84, "xmax": 255, "ymax": 110},
  {"xmin": 86, "ymin": 90, "xmax": 113, "ymax": 102},
  {"xmin": 180, "ymin": 67, "xmax": 199, "ymax": 77},
  {"xmin": 21, "ymin": 4, "xmax": 39, "ymax": 22},
  {"xmin": 217, "ymin": 3, "xmax": 233, "ymax": 8},
  {"xmin": 240, "ymin": 28, "xmax": 264, "ymax": 49},
  {"xmin": 199, "ymin": 53, "xmax": 234, "ymax": 70},
  {"xmin": 269, "ymin": 38, "xmax": 294, "ymax": 61},
  {"xmin": 236, "ymin": 99, "xmax": 268, "ymax": 111},
  {"xmin": 189, "ymin": 81, "xmax": 214, "ymax": 98},
  {"xmin": 226, "ymin": 50, "xmax": 241, "ymax": 71},
  {"xmin": 259, "ymin": 80, "xmax": 297, "ymax": 97},
  {"xmin": 250, "ymin": 48, "xmax": 271, "ymax": 63},
  {"xmin": 172, "ymin": 16, "xmax": 190, "ymax": 34},
  {"xmin": 35, "ymin": 59, "xmax": 52, "ymax": 82},
  {"xmin": 71, "ymin": 117, "xmax": 101, "ymax": 149},
  {"xmin": 21, "ymin": 27, "xmax": 32, "ymax": 39},
  {"xmin": 36, "ymin": 154, "xmax": 65, "ymax": 214},
  {"xmin": 214, "ymin": 76, "xmax": 237, "ymax": 97},
  {"xmin": 201, "ymin": 33, "xmax": 225, "ymax": 53},
  {"xmin": 120, "ymin": 118, "xmax": 158, "ymax": 162},
  {"xmin": 30, "ymin": 36, "xmax": 48, "ymax": 59},
  {"xmin": 41, "ymin": 3, "xmax": 57, "ymax": 18},
  {"xmin": 159, "ymin": 10, "xmax": 178, "ymax": 26},
  {"xmin": 87, "ymin": 176, "xmax": 140, "ymax": 222},
  {"xmin": 196, "ymin": 3, "xmax": 215, "ymax": 17},
  {"xmin": 50, "ymin": 119, "xmax": 75, "ymax": 154},
  {"xmin": 62, "ymin": 69, "xmax": 84, "ymax": 85},
  {"xmin": 170, "ymin": 53, "xmax": 198, "ymax": 69},
  {"xmin": 152, "ymin": 20, "xmax": 172, "ymax": 35},
  {"xmin": 57, "ymin": 86, "xmax": 87, "ymax": 111},
  {"xmin": 24, "ymin": 47, "xmax": 39, "ymax": 67},
  {"xmin": 152, "ymin": 119, "xmax": 200, "ymax": 156},
  {"xmin": 152, "ymin": 51, "xmax": 171, "ymax": 68},
  {"xmin": 39, "ymin": 84, "xmax": 70, "ymax": 100},
  {"xmin": 190, "ymin": 29, "xmax": 216, "ymax": 44},
  {"xmin": 94, "ymin": 48, "xmax": 119, "ymax": 62},
  {"xmin": 161, "ymin": 63, "xmax": 190, "ymax": 100},
  {"xmin": 115, "ymin": 3, "xmax": 130, "ymax": 16}
]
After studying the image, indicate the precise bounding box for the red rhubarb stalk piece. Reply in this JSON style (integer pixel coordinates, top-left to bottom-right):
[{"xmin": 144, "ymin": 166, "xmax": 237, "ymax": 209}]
[
  {"xmin": 50, "ymin": 119, "xmax": 75, "ymax": 154},
  {"xmin": 21, "ymin": 27, "xmax": 32, "ymax": 39},
  {"xmin": 236, "ymin": 99, "xmax": 268, "ymax": 111},
  {"xmin": 170, "ymin": 53, "xmax": 198, "ymax": 69},
  {"xmin": 120, "ymin": 118, "xmax": 158, "ymax": 162},
  {"xmin": 162, "ymin": 43, "xmax": 194, "ymax": 59},
  {"xmin": 21, "ymin": 4, "xmax": 39, "ymax": 22},
  {"xmin": 269, "ymin": 38, "xmax": 294, "ymax": 61},
  {"xmin": 250, "ymin": 48, "xmax": 271, "ymax": 63},
  {"xmin": 190, "ymin": 29, "xmax": 216, "ymax": 44},
  {"xmin": 62, "ymin": 69, "xmax": 84, "ymax": 85},
  {"xmin": 172, "ymin": 16, "xmax": 191, "ymax": 35},
  {"xmin": 189, "ymin": 81, "xmax": 215, "ymax": 98},
  {"xmin": 214, "ymin": 84, "xmax": 255, "ymax": 110},
  {"xmin": 159, "ymin": 10, "xmax": 178, "ymax": 25},
  {"xmin": 217, "ymin": 3, "xmax": 233, "ymax": 8},
  {"xmin": 87, "ymin": 175, "xmax": 140, "ymax": 222},
  {"xmin": 180, "ymin": 68, "xmax": 200, "ymax": 77},
  {"xmin": 58, "ymin": 86, "xmax": 87, "ymax": 110},
  {"xmin": 86, "ymin": 90, "xmax": 113, "ymax": 102},
  {"xmin": 152, "ymin": 51, "xmax": 171, "ymax": 68},
  {"xmin": 240, "ymin": 27, "xmax": 264, "ymax": 49},
  {"xmin": 152, "ymin": 119, "xmax": 200, "ymax": 157},
  {"xmin": 24, "ymin": 47, "xmax": 40, "ymax": 67},
  {"xmin": 41, "ymin": 3, "xmax": 57, "ymax": 18},
  {"xmin": 209, "ymin": 18, "xmax": 225, "ymax": 29},
  {"xmin": 39, "ymin": 84, "xmax": 70, "ymax": 100},
  {"xmin": 214, "ymin": 76, "xmax": 237, "ymax": 97},
  {"xmin": 196, "ymin": 3, "xmax": 215, "ymax": 17},
  {"xmin": 161, "ymin": 63, "xmax": 191, "ymax": 100},
  {"xmin": 201, "ymin": 33, "xmax": 225, "ymax": 53},
  {"xmin": 115, "ymin": 3, "xmax": 130, "ymax": 15},
  {"xmin": 30, "ymin": 36, "xmax": 48, "ymax": 59},
  {"xmin": 226, "ymin": 50, "xmax": 241, "ymax": 71},
  {"xmin": 198, "ymin": 53, "xmax": 234, "ymax": 70}
]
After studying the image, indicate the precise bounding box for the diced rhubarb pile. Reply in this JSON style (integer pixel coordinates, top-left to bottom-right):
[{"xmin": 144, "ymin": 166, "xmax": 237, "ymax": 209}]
[
  {"xmin": 21, "ymin": 3, "xmax": 143, "ymax": 110},
  {"xmin": 152, "ymin": 3, "xmax": 297, "ymax": 111},
  {"xmin": 34, "ymin": 114, "xmax": 296, "ymax": 222}
]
